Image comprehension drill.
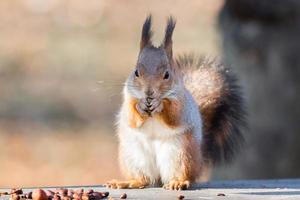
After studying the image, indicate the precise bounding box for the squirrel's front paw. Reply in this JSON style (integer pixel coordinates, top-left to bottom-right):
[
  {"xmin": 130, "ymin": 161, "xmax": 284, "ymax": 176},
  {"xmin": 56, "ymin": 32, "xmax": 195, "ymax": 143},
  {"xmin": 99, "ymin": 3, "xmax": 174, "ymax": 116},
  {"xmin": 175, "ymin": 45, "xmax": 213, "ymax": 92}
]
[
  {"xmin": 136, "ymin": 98, "xmax": 163, "ymax": 116},
  {"xmin": 136, "ymin": 99, "xmax": 151, "ymax": 116},
  {"xmin": 148, "ymin": 99, "xmax": 163, "ymax": 114},
  {"xmin": 163, "ymin": 180, "xmax": 190, "ymax": 190}
]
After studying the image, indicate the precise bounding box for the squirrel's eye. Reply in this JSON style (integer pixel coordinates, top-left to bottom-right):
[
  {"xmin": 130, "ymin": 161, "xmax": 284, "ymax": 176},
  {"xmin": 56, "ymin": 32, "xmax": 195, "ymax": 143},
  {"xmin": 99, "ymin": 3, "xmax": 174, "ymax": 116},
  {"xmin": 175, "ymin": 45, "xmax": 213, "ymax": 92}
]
[
  {"xmin": 163, "ymin": 71, "xmax": 169, "ymax": 80},
  {"xmin": 134, "ymin": 69, "xmax": 139, "ymax": 77}
]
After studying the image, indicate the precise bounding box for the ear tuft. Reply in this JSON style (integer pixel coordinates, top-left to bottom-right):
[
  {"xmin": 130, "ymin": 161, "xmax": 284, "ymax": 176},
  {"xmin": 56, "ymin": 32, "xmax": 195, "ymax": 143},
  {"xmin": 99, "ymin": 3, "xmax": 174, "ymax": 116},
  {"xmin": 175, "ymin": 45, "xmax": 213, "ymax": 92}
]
[
  {"xmin": 140, "ymin": 15, "xmax": 153, "ymax": 50},
  {"xmin": 162, "ymin": 16, "xmax": 176, "ymax": 59}
]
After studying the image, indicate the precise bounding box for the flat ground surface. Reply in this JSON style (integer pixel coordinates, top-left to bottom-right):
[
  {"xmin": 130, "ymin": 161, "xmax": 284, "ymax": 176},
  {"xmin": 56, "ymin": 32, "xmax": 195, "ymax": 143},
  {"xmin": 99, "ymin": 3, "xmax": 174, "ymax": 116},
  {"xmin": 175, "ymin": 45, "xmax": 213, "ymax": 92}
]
[{"xmin": 1, "ymin": 179, "xmax": 300, "ymax": 200}]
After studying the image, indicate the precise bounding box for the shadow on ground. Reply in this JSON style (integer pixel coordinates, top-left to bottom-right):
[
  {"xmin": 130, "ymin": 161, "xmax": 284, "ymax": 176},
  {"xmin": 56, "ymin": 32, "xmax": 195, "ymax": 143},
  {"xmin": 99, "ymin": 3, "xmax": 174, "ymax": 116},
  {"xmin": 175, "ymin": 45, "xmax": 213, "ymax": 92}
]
[
  {"xmin": 194, "ymin": 179, "xmax": 300, "ymax": 189},
  {"xmin": 238, "ymin": 191, "xmax": 300, "ymax": 196}
]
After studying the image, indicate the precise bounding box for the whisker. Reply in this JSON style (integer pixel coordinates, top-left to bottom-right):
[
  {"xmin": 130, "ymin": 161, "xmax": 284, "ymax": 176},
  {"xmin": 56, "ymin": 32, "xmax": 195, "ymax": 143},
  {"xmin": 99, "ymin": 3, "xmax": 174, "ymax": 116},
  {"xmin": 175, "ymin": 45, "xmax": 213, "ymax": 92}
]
[{"xmin": 95, "ymin": 80, "xmax": 174, "ymax": 97}]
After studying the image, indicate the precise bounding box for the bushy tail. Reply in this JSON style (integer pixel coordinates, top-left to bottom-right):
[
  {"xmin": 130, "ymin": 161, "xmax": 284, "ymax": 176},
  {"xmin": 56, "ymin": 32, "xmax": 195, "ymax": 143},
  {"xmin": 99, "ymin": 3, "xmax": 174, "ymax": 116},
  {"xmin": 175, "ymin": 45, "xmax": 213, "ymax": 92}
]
[{"xmin": 176, "ymin": 54, "xmax": 246, "ymax": 164}]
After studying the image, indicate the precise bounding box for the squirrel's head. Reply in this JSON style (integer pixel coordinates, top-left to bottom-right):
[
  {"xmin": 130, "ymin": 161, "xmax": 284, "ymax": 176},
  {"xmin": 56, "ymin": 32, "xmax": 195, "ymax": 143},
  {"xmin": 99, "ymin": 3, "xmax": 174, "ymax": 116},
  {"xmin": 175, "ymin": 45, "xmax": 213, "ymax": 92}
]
[{"xmin": 126, "ymin": 16, "xmax": 180, "ymax": 100}]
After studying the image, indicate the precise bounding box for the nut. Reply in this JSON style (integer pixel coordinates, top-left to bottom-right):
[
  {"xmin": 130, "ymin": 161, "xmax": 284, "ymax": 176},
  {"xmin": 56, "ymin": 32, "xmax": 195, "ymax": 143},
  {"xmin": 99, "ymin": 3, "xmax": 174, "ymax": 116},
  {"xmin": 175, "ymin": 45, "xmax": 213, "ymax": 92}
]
[
  {"xmin": 10, "ymin": 194, "xmax": 20, "ymax": 200},
  {"xmin": 26, "ymin": 192, "xmax": 33, "ymax": 199},
  {"xmin": 75, "ymin": 189, "xmax": 84, "ymax": 195},
  {"xmin": 67, "ymin": 190, "xmax": 74, "ymax": 197},
  {"xmin": 72, "ymin": 193, "xmax": 82, "ymax": 200},
  {"xmin": 58, "ymin": 189, "xmax": 68, "ymax": 197},
  {"xmin": 62, "ymin": 196, "xmax": 71, "ymax": 200},
  {"xmin": 32, "ymin": 189, "xmax": 48, "ymax": 200},
  {"xmin": 11, "ymin": 189, "xmax": 23, "ymax": 195},
  {"xmin": 86, "ymin": 190, "xmax": 93, "ymax": 195},
  {"xmin": 45, "ymin": 190, "xmax": 55, "ymax": 198},
  {"xmin": 53, "ymin": 194, "xmax": 61, "ymax": 200},
  {"xmin": 120, "ymin": 193, "xmax": 127, "ymax": 199},
  {"xmin": 101, "ymin": 192, "xmax": 109, "ymax": 198},
  {"xmin": 82, "ymin": 194, "xmax": 90, "ymax": 200},
  {"xmin": 91, "ymin": 192, "xmax": 102, "ymax": 200}
]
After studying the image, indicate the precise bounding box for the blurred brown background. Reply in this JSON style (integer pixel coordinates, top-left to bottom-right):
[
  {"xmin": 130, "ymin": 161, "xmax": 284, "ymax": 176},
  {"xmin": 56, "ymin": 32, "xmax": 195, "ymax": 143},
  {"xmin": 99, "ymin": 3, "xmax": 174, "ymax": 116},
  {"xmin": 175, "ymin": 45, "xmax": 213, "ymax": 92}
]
[
  {"xmin": 0, "ymin": 0, "xmax": 221, "ymax": 187},
  {"xmin": 1, "ymin": 0, "xmax": 300, "ymax": 188}
]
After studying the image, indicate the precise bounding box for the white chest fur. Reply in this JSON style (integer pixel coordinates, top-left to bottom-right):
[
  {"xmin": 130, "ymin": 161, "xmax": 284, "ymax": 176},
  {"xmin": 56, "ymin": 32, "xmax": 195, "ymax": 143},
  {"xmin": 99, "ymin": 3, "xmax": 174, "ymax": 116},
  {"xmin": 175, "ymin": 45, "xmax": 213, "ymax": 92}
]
[
  {"xmin": 118, "ymin": 116, "xmax": 189, "ymax": 183},
  {"xmin": 140, "ymin": 117, "xmax": 186, "ymax": 139}
]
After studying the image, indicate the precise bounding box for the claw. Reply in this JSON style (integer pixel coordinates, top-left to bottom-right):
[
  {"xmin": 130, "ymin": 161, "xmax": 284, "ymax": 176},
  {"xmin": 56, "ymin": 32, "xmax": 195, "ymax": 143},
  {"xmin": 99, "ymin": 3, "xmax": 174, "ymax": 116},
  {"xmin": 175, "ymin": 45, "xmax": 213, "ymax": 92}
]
[
  {"xmin": 106, "ymin": 179, "xmax": 148, "ymax": 189},
  {"xmin": 163, "ymin": 180, "xmax": 190, "ymax": 190}
]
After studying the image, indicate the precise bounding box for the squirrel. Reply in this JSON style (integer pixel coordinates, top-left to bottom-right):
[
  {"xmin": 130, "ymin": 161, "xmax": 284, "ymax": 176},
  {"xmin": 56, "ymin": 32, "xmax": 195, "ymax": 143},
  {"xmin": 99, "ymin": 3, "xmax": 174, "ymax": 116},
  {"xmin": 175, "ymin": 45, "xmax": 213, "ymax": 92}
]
[{"xmin": 106, "ymin": 16, "xmax": 246, "ymax": 190}]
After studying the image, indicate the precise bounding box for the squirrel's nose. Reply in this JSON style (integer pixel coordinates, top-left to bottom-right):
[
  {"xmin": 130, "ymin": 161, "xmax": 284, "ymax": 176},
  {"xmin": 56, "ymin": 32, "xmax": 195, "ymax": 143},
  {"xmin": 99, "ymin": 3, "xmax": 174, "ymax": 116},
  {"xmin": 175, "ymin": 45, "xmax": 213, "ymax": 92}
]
[{"xmin": 146, "ymin": 89, "xmax": 154, "ymax": 97}]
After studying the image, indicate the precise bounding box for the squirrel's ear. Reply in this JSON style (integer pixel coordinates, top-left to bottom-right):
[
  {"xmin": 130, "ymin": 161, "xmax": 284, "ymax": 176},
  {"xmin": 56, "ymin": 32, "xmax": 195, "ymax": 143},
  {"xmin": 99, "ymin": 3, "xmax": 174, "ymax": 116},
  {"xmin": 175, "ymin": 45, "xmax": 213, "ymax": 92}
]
[
  {"xmin": 140, "ymin": 15, "xmax": 153, "ymax": 51},
  {"xmin": 162, "ymin": 16, "xmax": 176, "ymax": 60}
]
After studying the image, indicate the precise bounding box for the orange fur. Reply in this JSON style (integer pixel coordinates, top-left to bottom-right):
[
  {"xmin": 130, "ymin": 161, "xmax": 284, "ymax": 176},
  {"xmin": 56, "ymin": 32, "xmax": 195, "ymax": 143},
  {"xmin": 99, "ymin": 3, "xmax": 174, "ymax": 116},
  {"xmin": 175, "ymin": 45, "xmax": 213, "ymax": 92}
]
[
  {"xmin": 106, "ymin": 176, "xmax": 149, "ymax": 189},
  {"xmin": 128, "ymin": 99, "xmax": 148, "ymax": 128},
  {"xmin": 181, "ymin": 131, "xmax": 202, "ymax": 182},
  {"xmin": 155, "ymin": 99, "xmax": 182, "ymax": 128},
  {"xmin": 164, "ymin": 131, "xmax": 202, "ymax": 190}
]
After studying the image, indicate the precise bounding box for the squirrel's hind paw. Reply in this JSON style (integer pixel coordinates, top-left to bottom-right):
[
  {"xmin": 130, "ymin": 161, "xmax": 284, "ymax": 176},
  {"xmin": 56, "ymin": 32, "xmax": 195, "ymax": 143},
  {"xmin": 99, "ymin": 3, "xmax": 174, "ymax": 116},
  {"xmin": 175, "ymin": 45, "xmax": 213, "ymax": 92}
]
[
  {"xmin": 163, "ymin": 180, "xmax": 190, "ymax": 190},
  {"xmin": 106, "ymin": 179, "xmax": 147, "ymax": 189}
]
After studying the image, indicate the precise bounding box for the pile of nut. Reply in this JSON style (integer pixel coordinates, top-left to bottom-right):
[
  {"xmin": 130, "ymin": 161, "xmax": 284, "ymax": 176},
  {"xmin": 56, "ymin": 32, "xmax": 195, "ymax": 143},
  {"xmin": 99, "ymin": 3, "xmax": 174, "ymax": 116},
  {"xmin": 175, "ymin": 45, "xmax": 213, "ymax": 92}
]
[{"xmin": 0, "ymin": 188, "xmax": 127, "ymax": 200}]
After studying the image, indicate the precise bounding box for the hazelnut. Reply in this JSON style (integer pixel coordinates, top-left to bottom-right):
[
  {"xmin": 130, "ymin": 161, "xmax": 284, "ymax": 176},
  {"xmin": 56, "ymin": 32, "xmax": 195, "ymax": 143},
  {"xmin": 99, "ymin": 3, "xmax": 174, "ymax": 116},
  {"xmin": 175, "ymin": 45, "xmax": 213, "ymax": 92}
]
[
  {"xmin": 62, "ymin": 196, "xmax": 71, "ymax": 200},
  {"xmin": 52, "ymin": 195, "xmax": 61, "ymax": 200},
  {"xmin": 11, "ymin": 189, "xmax": 23, "ymax": 195},
  {"xmin": 67, "ymin": 190, "xmax": 74, "ymax": 197},
  {"xmin": 45, "ymin": 190, "xmax": 54, "ymax": 198},
  {"xmin": 32, "ymin": 189, "xmax": 48, "ymax": 200},
  {"xmin": 86, "ymin": 190, "xmax": 93, "ymax": 195},
  {"xmin": 101, "ymin": 192, "xmax": 109, "ymax": 198},
  {"xmin": 10, "ymin": 194, "xmax": 20, "ymax": 200},
  {"xmin": 120, "ymin": 193, "xmax": 127, "ymax": 199},
  {"xmin": 75, "ymin": 189, "xmax": 83, "ymax": 195},
  {"xmin": 91, "ymin": 192, "xmax": 102, "ymax": 200},
  {"xmin": 72, "ymin": 193, "xmax": 82, "ymax": 200},
  {"xmin": 82, "ymin": 194, "xmax": 90, "ymax": 200},
  {"xmin": 58, "ymin": 189, "xmax": 68, "ymax": 197},
  {"xmin": 26, "ymin": 192, "xmax": 33, "ymax": 199}
]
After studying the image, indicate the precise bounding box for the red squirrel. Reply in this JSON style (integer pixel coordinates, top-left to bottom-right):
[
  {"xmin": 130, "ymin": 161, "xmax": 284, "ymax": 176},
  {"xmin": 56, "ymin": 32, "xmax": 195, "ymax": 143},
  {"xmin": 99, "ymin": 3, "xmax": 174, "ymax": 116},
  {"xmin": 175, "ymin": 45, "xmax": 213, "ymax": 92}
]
[{"xmin": 106, "ymin": 16, "xmax": 245, "ymax": 190}]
